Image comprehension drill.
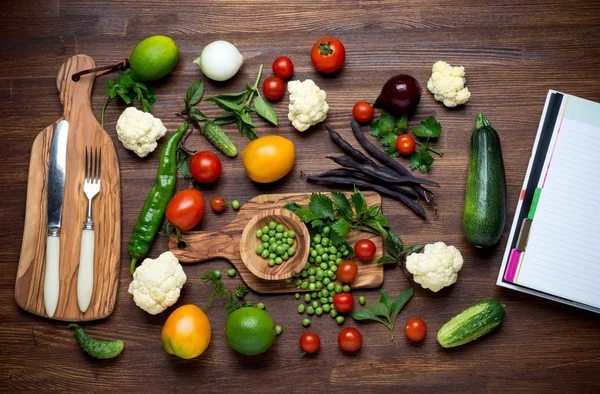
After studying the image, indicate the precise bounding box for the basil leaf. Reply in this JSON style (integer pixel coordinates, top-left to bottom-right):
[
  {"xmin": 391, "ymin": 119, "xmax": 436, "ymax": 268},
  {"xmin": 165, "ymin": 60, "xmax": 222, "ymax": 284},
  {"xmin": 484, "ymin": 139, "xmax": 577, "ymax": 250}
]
[
  {"xmin": 176, "ymin": 148, "xmax": 194, "ymax": 180},
  {"xmin": 351, "ymin": 310, "xmax": 387, "ymax": 324},
  {"xmin": 309, "ymin": 193, "xmax": 335, "ymax": 220},
  {"xmin": 242, "ymin": 122, "xmax": 259, "ymax": 140},
  {"xmin": 186, "ymin": 80, "xmax": 205, "ymax": 106},
  {"xmin": 373, "ymin": 256, "xmax": 397, "ymax": 265},
  {"xmin": 237, "ymin": 110, "xmax": 254, "ymax": 127},
  {"xmin": 208, "ymin": 91, "xmax": 247, "ymax": 104},
  {"xmin": 351, "ymin": 186, "xmax": 367, "ymax": 217},
  {"xmin": 206, "ymin": 96, "xmax": 244, "ymax": 112},
  {"xmin": 391, "ymin": 288, "xmax": 413, "ymax": 324},
  {"xmin": 253, "ymin": 94, "xmax": 278, "ymax": 125},
  {"xmin": 331, "ymin": 218, "xmax": 350, "ymax": 237},
  {"xmin": 379, "ymin": 289, "xmax": 393, "ymax": 314},
  {"xmin": 399, "ymin": 244, "xmax": 424, "ymax": 260},
  {"xmin": 385, "ymin": 230, "xmax": 404, "ymax": 259},
  {"xmin": 368, "ymin": 302, "xmax": 390, "ymax": 318},
  {"xmin": 212, "ymin": 114, "xmax": 237, "ymax": 125},
  {"xmin": 188, "ymin": 108, "xmax": 207, "ymax": 122},
  {"xmin": 367, "ymin": 205, "xmax": 380, "ymax": 218},
  {"xmin": 364, "ymin": 219, "xmax": 387, "ymax": 237}
]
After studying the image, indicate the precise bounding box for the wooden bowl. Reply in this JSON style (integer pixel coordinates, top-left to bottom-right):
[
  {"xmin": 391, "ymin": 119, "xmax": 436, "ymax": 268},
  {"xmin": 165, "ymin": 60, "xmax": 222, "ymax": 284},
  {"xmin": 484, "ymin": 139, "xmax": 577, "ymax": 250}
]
[{"xmin": 239, "ymin": 209, "xmax": 310, "ymax": 280}]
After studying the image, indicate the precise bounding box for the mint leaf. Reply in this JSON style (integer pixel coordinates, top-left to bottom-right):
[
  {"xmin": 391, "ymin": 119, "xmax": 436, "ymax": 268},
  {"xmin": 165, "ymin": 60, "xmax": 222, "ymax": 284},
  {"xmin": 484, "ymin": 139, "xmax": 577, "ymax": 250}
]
[
  {"xmin": 413, "ymin": 116, "xmax": 442, "ymax": 139},
  {"xmin": 351, "ymin": 310, "xmax": 386, "ymax": 324},
  {"xmin": 409, "ymin": 148, "xmax": 434, "ymax": 174},
  {"xmin": 309, "ymin": 193, "xmax": 335, "ymax": 219},
  {"xmin": 331, "ymin": 218, "xmax": 350, "ymax": 237},
  {"xmin": 373, "ymin": 256, "xmax": 398, "ymax": 265},
  {"xmin": 186, "ymin": 80, "xmax": 205, "ymax": 107},
  {"xmin": 379, "ymin": 289, "xmax": 393, "ymax": 314},
  {"xmin": 368, "ymin": 302, "xmax": 390, "ymax": 318},
  {"xmin": 253, "ymin": 94, "xmax": 278, "ymax": 125},
  {"xmin": 351, "ymin": 186, "xmax": 367, "ymax": 217},
  {"xmin": 294, "ymin": 207, "xmax": 316, "ymax": 223},
  {"xmin": 331, "ymin": 191, "xmax": 353, "ymax": 217}
]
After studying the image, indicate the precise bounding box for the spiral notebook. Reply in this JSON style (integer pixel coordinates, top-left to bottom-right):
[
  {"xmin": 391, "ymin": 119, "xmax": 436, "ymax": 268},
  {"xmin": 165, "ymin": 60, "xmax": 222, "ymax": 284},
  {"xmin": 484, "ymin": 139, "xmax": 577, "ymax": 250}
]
[{"xmin": 497, "ymin": 91, "xmax": 600, "ymax": 314}]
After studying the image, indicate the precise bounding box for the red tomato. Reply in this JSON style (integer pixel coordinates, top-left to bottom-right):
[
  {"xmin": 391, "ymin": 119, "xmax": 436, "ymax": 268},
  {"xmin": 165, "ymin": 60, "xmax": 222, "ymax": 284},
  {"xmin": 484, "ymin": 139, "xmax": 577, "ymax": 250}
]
[
  {"xmin": 166, "ymin": 189, "xmax": 205, "ymax": 231},
  {"xmin": 338, "ymin": 327, "xmax": 362, "ymax": 352},
  {"xmin": 262, "ymin": 76, "xmax": 285, "ymax": 101},
  {"xmin": 190, "ymin": 151, "xmax": 222, "ymax": 184},
  {"xmin": 396, "ymin": 134, "xmax": 416, "ymax": 156},
  {"xmin": 272, "ymin": 56, "xmax": 294, "ymax": 80},
  {"xmin": 299, "ymin": 332, "xmax": 320, "ymax": 354},
  {"xmin": 352, "ymin": 101, "xmax": 374, "ymax": 123},
  {"xmin": 333, "ymin": 293, "xmax": 354, "ymax": 313},
  {"xmin": 405, "ymin": 318, "xmax": 427, "ymax": 342},
  {"xmin": 210, "ymin": 196, "xmax": 226, "ymax": 213},
  {"xmin": 311, "ymin": 37, "xmax": 346, "ymax": 73},
  {"xmin": 354, "ymin": 239, "xmax": 376, "ymax": 260},
  {"xmin": 337, "ymin": 260, "xmax": 358, "ymax": 284}
]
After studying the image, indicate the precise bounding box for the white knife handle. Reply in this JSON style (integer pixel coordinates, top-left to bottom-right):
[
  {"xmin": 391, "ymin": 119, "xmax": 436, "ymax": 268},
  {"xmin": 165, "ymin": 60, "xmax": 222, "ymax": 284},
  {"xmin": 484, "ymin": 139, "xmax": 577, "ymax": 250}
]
[
  {"xmin": 77, "ymin": 229, "xmax": 94, "ymax": 313},
  {"xmin": 44, "ymin": 236, "xmax": 60, "ymax": 318}
]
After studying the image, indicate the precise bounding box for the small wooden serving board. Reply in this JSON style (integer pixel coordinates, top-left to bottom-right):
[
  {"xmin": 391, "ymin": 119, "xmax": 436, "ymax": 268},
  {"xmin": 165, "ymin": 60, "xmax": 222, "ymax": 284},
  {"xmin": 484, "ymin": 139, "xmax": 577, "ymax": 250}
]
[
  {"xmin": 169, "ymin": 192, "xmax": 384, "ymax": 293},
  {"xmin": 15, "ymin": 55, "xmax": 121, "ymax": 321}
]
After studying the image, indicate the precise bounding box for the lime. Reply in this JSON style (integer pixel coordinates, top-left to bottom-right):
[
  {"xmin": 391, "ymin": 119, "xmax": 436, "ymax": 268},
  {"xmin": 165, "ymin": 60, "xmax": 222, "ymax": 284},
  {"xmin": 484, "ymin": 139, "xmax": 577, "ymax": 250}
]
[
  {"xmin": 129, "ymin": 35, "xmax": 179, "ymax": 82},
  {"xmin": 224, "ymin": 307, "xmax": 276, "ymax": 356}
]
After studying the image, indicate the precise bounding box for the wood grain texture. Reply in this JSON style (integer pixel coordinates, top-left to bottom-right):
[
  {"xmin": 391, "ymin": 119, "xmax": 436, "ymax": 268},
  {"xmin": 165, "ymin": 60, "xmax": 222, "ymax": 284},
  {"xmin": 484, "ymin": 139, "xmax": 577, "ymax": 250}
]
[
  {"xmin": 1, "ymin": 0, "xmax": 600, "ymax": 392},
  {"xmin": 169, "ymin": 193, "xmax": 384, "ymax": 292},
  {"xmin": 14, "ymin": 55, "xmax": 121, "ymax": 321}
]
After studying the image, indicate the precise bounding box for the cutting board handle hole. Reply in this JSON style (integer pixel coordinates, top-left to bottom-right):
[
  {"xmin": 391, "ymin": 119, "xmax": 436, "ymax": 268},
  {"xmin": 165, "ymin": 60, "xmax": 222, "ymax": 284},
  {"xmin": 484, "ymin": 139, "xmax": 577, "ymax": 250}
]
[{"xmin": 177, "ymin": 241, "xmax": 187, "ymax": 249}]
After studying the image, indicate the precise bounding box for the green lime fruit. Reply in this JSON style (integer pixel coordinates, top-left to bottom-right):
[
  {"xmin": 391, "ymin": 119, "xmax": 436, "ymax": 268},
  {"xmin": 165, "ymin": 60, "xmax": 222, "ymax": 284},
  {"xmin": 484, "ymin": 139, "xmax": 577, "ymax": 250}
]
[
  {"xmin": 224, "ymin": 307, "xmax": 276, "ymax": 356},
  {"xmin": 129, "ymin": 35, "xmax": 179, "ymax": 82}
]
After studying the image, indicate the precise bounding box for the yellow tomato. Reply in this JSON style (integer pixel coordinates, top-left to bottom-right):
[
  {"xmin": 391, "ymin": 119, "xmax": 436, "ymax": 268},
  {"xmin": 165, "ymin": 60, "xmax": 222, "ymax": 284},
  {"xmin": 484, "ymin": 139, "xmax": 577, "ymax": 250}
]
[
  {"xmin": 161, "ymin": 304, "xmax": 211, "ymax": 359},
  {"xmin": 241, "ymin": 136, "xmax": 295, "ymax": 183}
]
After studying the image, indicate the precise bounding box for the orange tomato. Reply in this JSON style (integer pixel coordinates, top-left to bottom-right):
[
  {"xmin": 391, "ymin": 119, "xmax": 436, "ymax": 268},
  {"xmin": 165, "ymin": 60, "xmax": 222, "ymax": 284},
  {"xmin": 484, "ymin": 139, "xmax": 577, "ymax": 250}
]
[{"xmin": 161, "ymin": 304, "xmax": 211, "ymax": 359}]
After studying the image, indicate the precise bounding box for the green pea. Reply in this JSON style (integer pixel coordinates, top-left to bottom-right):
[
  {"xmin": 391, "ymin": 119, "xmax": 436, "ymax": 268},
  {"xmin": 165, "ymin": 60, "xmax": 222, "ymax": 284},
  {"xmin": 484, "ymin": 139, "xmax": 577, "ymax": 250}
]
[
  {"xmin": 275, "ymin": 257, "xmax": 283, "ymax": 265},
  {"xmin": 294, "ymin": 278, "xmax": 302, "ymax": 286},
  {"xmin": 329, "ymin": 246, "xmax": 337, "ymax": 254},
  {"xmin": 315, "ymin": 256, "xmax": 322, "ymax": 264},
  {"xmin": 300, "ymin": 282, "xmax": 308, "ymax": 289},
  {"xmin": 326, "ymin": 270, "xmax": 335, "ymax": 278},
  {"xmin": 269, "ymin": 237, "xmax": 277, "ymax": 245},
  {"xmin": 268, "ymin": 230, "xmax": 276, "ymax": 237},
  {"xmin": 308, "ymin": 283, "xmax": 316, "ymax": 291},
  {"xmin": 322, "ymin": 277, "xmax": 331, "ymax": 285},
  {"xmin": 315, "ymin": 281, "xmax": 323, "ymax": 289},
  {"xmin": 329, "ymin": 290, "xmax": 336, "ymax": 297},
  {"xmin": 282, "ymin": 253, "xmax": 289, "ymax": 261},
  {"xmin": 288, "ymin": 230, "xmax": 296, "ymax": 238},
  {"xmin": 328, "ymin": 296, "xmax": 334, "ymax": 303},
  {"xmin": 315, "ymin": 307, "xmax": 323, "ymax": 316},
  {"xmin": 321, "ymin": 237, "xmax": 330, "ymax": 246},
  {"xmin": 256, "ymin": 230, "xmax": 263, "ymax": 238},
  {"xmin": 283, "ymin": 231, "xmax": 289, "ymax": 238},
  {"xmin": 227, "ymin": 269, "xmax": 236, "ymax": 277},
  {"xmin": 288, "ymin": 247, "xmax": 296, "ymax": 256},
  {"xmin": 331, "ymin": 265, "xmax": 338, "ymax": 272},
  {"xmin": 343, "ymin": 250, "xmax": 350, "ymax": 256},
  {"xmin": 261, "ymin": 234, "xmax": 270, "ymax": 242},
  {"xmin": 275, "ymin": 233, "xmax": 283, "ymax": 240},
  {"xmin": 298, "ymin": 304, "xmax": 305, "ymax": 313},
  {"xmin": 313, "ymin": 235, "xmax": 322, "ymax": 244},
  {"xmin": 311, "ymin": 291, "xmax": 318, "ymax": 299},
  {"xmin": 322, "ymin": 226, "xmax": 331, "ymax": 235},
  {"xmin": 332, "ymin": 274, "xmax": 337, "ymax": 281},
  {"xmin": 275, "ymin": 325, "xmax": 282, "ymax": 335},
  {"xmin": 329, "ymin": 254, "xmax": 337, "ymax": 261},
  {"xmin": 268, "ymin": 221, "xmax": 277, "ymax": 230},
  {"xmin": 276, "ymin": 245, "xmax": 285, "ymax": 255},
  {"xmin": 304, "ymin": 262, "xmax": 311, "ymax": 270},
  {"xmin": 301, "ymin": 270, "xmax": 308, "ymax": 278},
  {"xmin": 276, "ymin": 224, "xmax": 285, "ymax": 233},
  {"xmin": 282, "ymin": 243, "xmax": 290, "ymax": 251},
  {"xmin": 308, "ymin": 276, "xmax": 316, "ymax": 283},
  {"xmin": 316, "ymin": 245, "xmax": 324, "ymax": 254},
  {"xmin": 342, "ymin": 284, "xmax": 351, "ymax": 293},
  {"xmin": 262, "ymin": 226, "xmax": 270, "ymax": 234},
  {"xmin": 330, "ymin": 309, "xmax": 338, "ymax": 317},
  {"xmin": 257, "ymin": 302, "xmax": 265, "ymax": 310},
  {"xmin": 267, "ymin": 259, "xmax": 275, "ymax": 267},
  {"xmin": 269, "ymin": 253, "xmax": 277, "ymax": 259},
  {"xmin": 303, "ymin": 294, "xmax": 310, "ymax": 303},
  {"xmin": 320, "ymin": 297, "xmax": 329, "ymax": 305},
  {"xmin": 336, "ymin": 258, "xmax": 343, "ymax": 264},
  {"xmin": 336, "ymin": 316, "xmax": 345, "ymax": 325},
  {"xmin": 287, "ymin": 238, "xmax": 294, "ymax": 246},
  {"xmin": 319, "ymin": 263, "xmax": 328, "ymax": 270},
  {"xmin": 256, "ymin": 245, "xmax": 264, "ymax": 255},
  {"xmin": 276, "ymin": 240, "xmax": 282, "ymax": 246},
  {"xmin": 322, "ymin": 304, "xmax": 331, "ymax": 313},
  {"xmin": 311, "ymin": 300, "xmax": 319, "ymax": 309},
  {"xmin": 231, "ymin": 200, "xmax": 240, "ymax": 210},
  {"xmin": 334, "ymin": 284, "xmax": 343, "ymax": 293},
  {"xmin": 321, "ymin": 253, "xmax": 329, "ymax": 261},
  {"xmin": 302, "ymin": 318, "xmax": 311, "ymax": 327},
  {"xmin": 336, "ymin": 252, "xmax": 342, "ymax": 258},
  {"xmin": 315, "ymin": 271, "xmax": 324, "ymax": 280},
  {"xmin": 310, "ymin": 250, "xmax": 318, "ymax": 258},
  {"xmin": 359, "ymin": 296, "xmax": 366, "ymax": 305},
  {"xmin": 261, "ymin": 250, "xmax": 270, "ymax": 258},
  {"xmin": 326, "ymin": 282, "xmax": 335, "ymax": 291},
  {"xmin": 309, "ymin": 257, "xmax": 315, "ymax": 263},
  {"xmin": 339, "ymin": 245, "xmax": 347, "ymax": 252},
  {"xmin": 263, "ymin": 242, "xmax": 269, "ymax": 249},
  {"xmin": 307, "ymin": 306, "xmax": 315, "ymax": 315},
  {"xmin": 308, "ymin": 268, "xmax": 316, "ymax": 276},
  {"xmin": 269, "ymin": 244, "xmax": 277, "ymax": 252}
]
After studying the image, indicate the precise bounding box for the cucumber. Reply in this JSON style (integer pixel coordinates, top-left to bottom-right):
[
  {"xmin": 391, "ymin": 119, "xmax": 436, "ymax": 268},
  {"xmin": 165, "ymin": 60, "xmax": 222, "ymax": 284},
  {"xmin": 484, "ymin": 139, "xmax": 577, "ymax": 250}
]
[
  {"xmin": 203, "ymin": 122, "xmax": 237, "ymax": 157},
  {"xmin": 437, "ymin": 300, "xmax": 505, "ymax": 348},
  {"xmin": 463, "ymin": 113, "xmax": 506, "ymax": 248},
  {"xmin": 68, "ymin": 324, "xmax": 124, "ymax": 359}
]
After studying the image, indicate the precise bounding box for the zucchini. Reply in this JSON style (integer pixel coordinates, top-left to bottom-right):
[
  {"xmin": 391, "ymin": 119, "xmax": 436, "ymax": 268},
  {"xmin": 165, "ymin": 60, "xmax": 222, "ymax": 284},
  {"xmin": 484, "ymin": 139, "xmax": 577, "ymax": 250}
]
[
  {"xmin": 203, "ymin": 122, "xmax": 237, "ymax": 157},
  {"xmin": 437, "ymin": 299, "xmax": 505, "ymax": 348},
  {"xmin": 463, "ymin": 113, "xmax": 506, "ymax": 248}
]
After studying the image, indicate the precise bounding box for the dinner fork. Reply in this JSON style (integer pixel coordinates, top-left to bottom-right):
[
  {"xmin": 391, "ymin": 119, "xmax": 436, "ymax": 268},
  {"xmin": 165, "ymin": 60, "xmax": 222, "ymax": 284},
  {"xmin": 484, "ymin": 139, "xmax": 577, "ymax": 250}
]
[{"xmin": 77, "ymin": 147, "xmax": 101, "ymax": 313}]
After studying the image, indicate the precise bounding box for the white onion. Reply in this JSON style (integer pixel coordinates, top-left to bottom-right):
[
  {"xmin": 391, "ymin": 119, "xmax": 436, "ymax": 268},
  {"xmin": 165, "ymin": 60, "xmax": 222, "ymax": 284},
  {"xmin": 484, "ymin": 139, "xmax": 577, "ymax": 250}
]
[{"xmin": 193, "ymin": 40, "xmax": 243, "ymax": 82}]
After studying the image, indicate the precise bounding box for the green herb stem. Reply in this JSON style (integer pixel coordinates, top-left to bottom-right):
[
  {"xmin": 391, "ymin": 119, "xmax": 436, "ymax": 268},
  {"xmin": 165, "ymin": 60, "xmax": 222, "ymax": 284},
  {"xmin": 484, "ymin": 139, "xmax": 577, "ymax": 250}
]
[
  {"xmin": 246, "ymin": 64, "xmax": 264, "ymax": 104},
  {"xmin": 101, "ymin": 97, "xmax": 110, "ymax": 128},
  {"xmin": 417, "ymin": 141, "xmax": 444, "ymax": 156}
]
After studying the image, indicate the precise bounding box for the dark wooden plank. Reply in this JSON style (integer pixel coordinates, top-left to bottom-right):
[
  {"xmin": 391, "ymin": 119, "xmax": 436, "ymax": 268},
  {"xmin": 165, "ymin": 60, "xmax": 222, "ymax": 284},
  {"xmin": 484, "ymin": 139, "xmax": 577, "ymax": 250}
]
[{"xmin": 1, "ymin": 0, "xmax": 600, "ymax": 391}]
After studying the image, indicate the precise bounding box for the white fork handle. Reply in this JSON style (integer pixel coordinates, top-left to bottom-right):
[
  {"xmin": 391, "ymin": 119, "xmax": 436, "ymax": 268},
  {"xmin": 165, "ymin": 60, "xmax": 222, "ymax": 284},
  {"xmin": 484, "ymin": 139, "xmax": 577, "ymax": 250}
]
[
  {"xmin": 77, "ymin": 229, "xmax": 94, "ymax": 313},
  {"xmin": 44, "ymin": 236, "xmax": 60, "ymax": 318}
]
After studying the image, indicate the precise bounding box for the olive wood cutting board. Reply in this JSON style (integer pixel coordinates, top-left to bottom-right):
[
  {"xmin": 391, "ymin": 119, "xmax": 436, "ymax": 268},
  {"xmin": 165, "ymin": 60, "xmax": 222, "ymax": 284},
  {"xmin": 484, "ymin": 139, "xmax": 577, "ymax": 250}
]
[
  {"xmin": 169, "ymin": 192, "xmax": 384, "ymax": 293},
  {"xmin": 15, "ymin": 55, "xmax": 121, "ymax": 321}
]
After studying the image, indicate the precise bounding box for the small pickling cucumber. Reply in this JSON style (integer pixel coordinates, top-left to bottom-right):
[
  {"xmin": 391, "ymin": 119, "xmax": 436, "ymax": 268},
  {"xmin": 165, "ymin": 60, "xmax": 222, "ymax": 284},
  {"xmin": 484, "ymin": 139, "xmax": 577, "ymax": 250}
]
[
  {"xmin": 203, "ymin": 122, "xmax": 237, "ymax": 157},
  {"xmin": 437, "ymin": 299, "xmax": 505, "ymax": 348},
  {"xmin": 68, "ymin": 324, "xmax": 124, "ymax": 359}
]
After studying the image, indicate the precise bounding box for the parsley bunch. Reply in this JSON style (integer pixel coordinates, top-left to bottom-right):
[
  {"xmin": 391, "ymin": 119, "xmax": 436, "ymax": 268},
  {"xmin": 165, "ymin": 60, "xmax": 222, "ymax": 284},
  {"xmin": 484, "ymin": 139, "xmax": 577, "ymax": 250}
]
[
  {"xmin": 370, "ymin": 113, "xmax": 408, "ymax": 156},
  {"xmin": 409, "ymin": 117, "xmax": 444, "ymax": 173},
  {"xmin": 200, "ymin": 270, "xmax": 253, "ymax": 315},
  {"xmin": 283, "ymin": 187, "xmax": 390, "ymax": 252},
  {"xmin": 101, "ymin": 70, "xmax": 156, "ymax": 127}
]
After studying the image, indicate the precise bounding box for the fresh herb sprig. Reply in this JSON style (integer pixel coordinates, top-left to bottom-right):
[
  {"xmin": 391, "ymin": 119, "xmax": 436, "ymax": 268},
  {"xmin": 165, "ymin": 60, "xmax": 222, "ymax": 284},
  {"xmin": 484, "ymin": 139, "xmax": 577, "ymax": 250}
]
[
  {"xmin": 370, "ymin": 113, "xmax": 408, "ymax": 157},
  {"xmin": 409, "ymin": 116, "xmax": 444, "ymax": 173},
  {"xmin": 374, "ymin": 230, "xmax": 423, "ymax": 266},
  {"xmin": 176, "ymin": 80, "xmax": 207, "ymax": 180},
  {"xmin": 101, "ymin": 71, "xmax": 156, "ymax": 127},
  {"xmin": 235, "ymin": 285, "xmax": 250, "ymax": 299},
  {"xmin": 284, "ymin": 186, "xmax": 390, "ymax": 252},
  {"xmin": 206, "ymin": 64, "xmax": 277, "ymax": 140},
  {"xmin": 352, "ymin": 288, "xmax": 413, "ymax": 340},
  {"xmin": 201, "ymin": 270, "xmax": 253, "ymax": 315}
]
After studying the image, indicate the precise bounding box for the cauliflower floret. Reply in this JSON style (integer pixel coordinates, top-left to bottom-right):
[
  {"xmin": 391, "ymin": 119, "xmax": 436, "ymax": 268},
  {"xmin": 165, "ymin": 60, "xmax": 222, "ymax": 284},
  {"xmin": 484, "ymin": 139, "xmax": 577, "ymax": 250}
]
[
  {"xmin": 128, "ymin": 251, "xmax": 187, "ymax": 314},
  {"xmin": 406, "ymin": 242, "xmax": 464, "ymax": 292},
  {"xmin": 427, "ymin": 61, "xmax": 471, "ymax": 108},
  {"xmin": 287, "ymin": 79, "xmax": 329, "ymax": 132},
  {"xmin": 116, "ymin": 107, "xmax": 167, "ymax": 157}
]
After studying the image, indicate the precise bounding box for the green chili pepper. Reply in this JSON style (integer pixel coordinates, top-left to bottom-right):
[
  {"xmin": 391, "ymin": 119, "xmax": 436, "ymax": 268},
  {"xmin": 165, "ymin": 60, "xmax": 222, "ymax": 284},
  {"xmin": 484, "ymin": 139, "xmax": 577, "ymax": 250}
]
[
  {"xmin": 128, "ymin": 122, "xmax": 189, "ymax": 275},
  {"xmin": 68, "ymin": 324, "xmax": 124, "ymax": 359}
]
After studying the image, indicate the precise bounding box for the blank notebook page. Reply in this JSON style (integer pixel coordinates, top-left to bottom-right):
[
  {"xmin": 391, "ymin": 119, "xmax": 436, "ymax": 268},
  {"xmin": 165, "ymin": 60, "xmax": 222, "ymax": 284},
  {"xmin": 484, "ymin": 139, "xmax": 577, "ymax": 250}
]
[{"xmin": 517, "ymin": 117, "xmax": 600, "ymax": 309}]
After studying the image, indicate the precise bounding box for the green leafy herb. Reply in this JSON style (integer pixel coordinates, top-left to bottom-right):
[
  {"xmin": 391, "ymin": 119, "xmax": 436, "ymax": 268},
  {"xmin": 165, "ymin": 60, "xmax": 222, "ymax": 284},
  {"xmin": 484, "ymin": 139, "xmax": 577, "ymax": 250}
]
[
  {"xmin": 101, "ymin": 71, "xmax": 156, "ymax": 127},
  {"xmin": 161, "ymin": 221, "xmax": 188, "ymax": 245},
  {"xmin": 409, "ymin": 116, "xmax": 444, "ymax": 174},
  {"xmin": 235, "ymin": 285, "xmax": 250, "ymax": 299},
  {"xmin": 284, "ymin": 186, "xmax": 391, "ymax": 252},
  {"xmin": 374, "ymin": 229, "xmax": 423, "ymax": 266},
  {"xmin": 352, "ymin": 288, "xmax": 413, "ymax": 340},
  {"xmin": 370, "ymin": 113, "xmax": 409, "ymax": 157},
  {"xmin": 176, "ymin": 147, "xmax": 194, "ymax": 181},
  {"xmin": 201, "ymin": 270, "xmax": 252, "ymax": 315},
  {"xmin": 206, "ymin": 64, "xmax": 277, "ymax": 140}
]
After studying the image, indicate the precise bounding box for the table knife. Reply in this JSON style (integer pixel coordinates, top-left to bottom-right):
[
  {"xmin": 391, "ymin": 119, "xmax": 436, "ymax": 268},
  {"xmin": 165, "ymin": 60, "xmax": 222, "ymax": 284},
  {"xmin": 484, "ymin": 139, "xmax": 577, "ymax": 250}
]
[{"xmin": 44, "ymin": 120, "xmax": 68, "ymax": 318}]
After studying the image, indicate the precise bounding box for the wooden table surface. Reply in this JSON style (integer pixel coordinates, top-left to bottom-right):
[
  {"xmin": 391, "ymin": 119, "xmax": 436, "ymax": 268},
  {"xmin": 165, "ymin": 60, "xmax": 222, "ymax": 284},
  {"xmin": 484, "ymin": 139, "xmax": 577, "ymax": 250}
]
[{"xmin": 2, "ymin": 0, "xmax": 600, "ymax": 392}]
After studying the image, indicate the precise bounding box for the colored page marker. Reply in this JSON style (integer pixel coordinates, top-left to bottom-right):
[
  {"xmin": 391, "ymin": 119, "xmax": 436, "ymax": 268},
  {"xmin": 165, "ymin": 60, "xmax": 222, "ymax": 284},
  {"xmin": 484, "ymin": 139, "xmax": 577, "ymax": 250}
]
[
  {"xmin": 528, "ymin": 188, "xmax": 542, "ymax": 220},
  {"xmin": 504, "ymin": 249, "xmax": 521, "ymax": 283}
]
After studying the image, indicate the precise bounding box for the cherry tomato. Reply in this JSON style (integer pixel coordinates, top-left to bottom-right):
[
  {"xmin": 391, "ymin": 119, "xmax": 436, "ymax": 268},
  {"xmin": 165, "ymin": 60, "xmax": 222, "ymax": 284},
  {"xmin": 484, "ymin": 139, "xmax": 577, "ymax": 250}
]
[
  {"xmin": 272, "ymin": 56, "xmax": 294, "ymax": 80},
  {"xmin": 299, "ymin": 332, "xmax": 320, "ymax": 354},
  {"xmin": 333, "ymin": 293, "xmax": 354, "ymax": 313},
  {"xmin": 354, "ymin": 239, "xmax": 376, "ymax": 260},
  {"xmin": 405, "ymin": 317, "xmax": 427, "ymax": 342},
  {"xmin": 396, "ymin": 134, "xmax": 416, "ymax": 156},
  {"xmin": 338, "ymin": 327, "xmax": 362, "ymax": 352},
  {"xmin": 352, "ymin": 101, "xmax": 374, "ymax": 123},
  {"xmin": 166, "ymin": 189, "xmax": 205, "ymax": 231},
  {"xmin": 262, "ymin": 76, "xmax": 285, "ymax": 101},
  {"xmin": 210, "ymin": 196, "xmax": 226, "ymax": 213},
  {"xmin": 190, "ymin": 151, "xmax": 222, "ymax": 184},
  {"xmin": 311, "ymin": 37, "xmax": 346, "ymax": 73},
  {"xmin": 337, "ymin": 260, "xmax": 358, "ymax": 283}
]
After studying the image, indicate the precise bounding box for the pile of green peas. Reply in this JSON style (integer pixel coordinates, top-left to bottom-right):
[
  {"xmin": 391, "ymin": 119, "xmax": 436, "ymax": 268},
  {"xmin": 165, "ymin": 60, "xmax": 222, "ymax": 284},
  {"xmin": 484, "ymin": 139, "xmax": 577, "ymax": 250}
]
[{"xmin": 255, "ymin": 221, "xmax": 297, "ymax": 267}]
